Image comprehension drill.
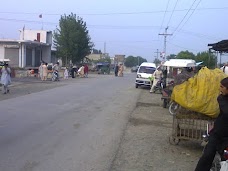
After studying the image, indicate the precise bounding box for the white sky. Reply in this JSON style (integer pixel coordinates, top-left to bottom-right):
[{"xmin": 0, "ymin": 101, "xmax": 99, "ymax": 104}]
[{"xmin": 0, "ymin": 0, "xmax": 228, "ymax": 62}]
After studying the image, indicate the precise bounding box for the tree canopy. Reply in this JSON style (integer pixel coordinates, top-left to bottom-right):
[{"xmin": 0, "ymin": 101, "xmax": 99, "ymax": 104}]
[
  {"xmin": 53, "ymin": 13, "xmax": 93, "ymax": 65},
  {"xmin": 167, "ymin": 50, "xmax": 217, "ymax": 69},
  {"xmin": 125, "ymin": 56, "xmax": 147, "ymax": 67},
  {"xmin": 176, "ymin": 50, "xmax": 195, "ymax": 59},
  {"xmin": 153, "ymin": 58, "xmax": 161, "ymax": 66}
]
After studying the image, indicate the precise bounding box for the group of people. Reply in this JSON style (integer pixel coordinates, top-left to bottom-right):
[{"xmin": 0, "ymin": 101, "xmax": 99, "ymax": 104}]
[
  {"xmin": 38, "ymin": 62, "xmax": 49, "ymax": 81},
  {"xmin": 38, "ymin": 62, "xmax": 61, "ymax": 81},
  {"xmin": 69, "ymin": 64, "xmax": 89, "ymax": 78},
  {"xmin": 114, "ymin": 63, "xmax": 124, "ymax": 77}
]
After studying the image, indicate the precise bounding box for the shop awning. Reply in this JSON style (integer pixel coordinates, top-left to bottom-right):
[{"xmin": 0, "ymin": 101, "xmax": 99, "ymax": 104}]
[{"xmin": 208, "ymin": 40, "xmax": 228, "ymax": 53}]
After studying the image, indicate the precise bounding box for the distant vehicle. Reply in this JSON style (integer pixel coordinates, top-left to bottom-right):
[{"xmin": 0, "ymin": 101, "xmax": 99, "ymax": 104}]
[
  {"xmin": 131, "ymin": 66, "xmax": 139, "ymax": 72},
  {"xmin": 96, "ymin": 62, "xmax": 110, "ymax": 74},
  {"xmin": 135, "ymin": 62, "xmax": 156, "ymax": 88}
]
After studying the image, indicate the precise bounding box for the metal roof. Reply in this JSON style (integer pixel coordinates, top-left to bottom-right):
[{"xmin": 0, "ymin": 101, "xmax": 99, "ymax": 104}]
[{"xmin": 208, "ymin": 40, "xmax": 228, "ymax": 53}]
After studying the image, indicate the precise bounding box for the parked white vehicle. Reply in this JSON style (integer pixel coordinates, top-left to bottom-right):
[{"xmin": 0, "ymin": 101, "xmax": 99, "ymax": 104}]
[{"xmin": 135, "ymin": 62, "xmax": 156, "ymax": 88}]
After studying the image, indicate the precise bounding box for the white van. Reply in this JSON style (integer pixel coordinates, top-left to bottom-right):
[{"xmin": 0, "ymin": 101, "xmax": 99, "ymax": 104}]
[{"xmin": 135, "ymin": 62, "xmax": 156, "ymax": 88}]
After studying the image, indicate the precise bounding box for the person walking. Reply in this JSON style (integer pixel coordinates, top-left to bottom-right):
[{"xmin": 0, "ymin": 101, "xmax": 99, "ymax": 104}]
[
  {"xmin": 64, "ymin": 67, "xmax": 69, "ymax": 79},
  {"xmin": 118, "ymin": 64, "xmax": 124, "ymax": 77},
  {"xmin": 114, "ymin": 64, "xmax": 119, "ymax": 77},
  {"xmin": 150, "ymin": 67, "xmax": 163, "ymax": 93},
  {"xmin": 77, "ymin": 65, "xmax": 85, "ymax": 78},
  {"xmin": 84, "ymin": 64, "xmax": 89, "ymax": 78},
  {"xmin": 1, "ymin": 63, "xmax": 11, "ymax": 94},
  {"xmin": 42, "ymin": 63, "xmax": 48, "ymax": 81},
  {"xmin": 39, "ymin": 62, "xmax": 43, "ymax": 81},
  {"xmin": 52, "ymin": 62, "xmax": 60, "ymax": 80}
]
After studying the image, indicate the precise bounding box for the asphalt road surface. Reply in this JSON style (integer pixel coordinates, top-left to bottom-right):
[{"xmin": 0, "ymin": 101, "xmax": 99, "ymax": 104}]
[{"xmin": 0, "ymin": 74, "xmax": 140, "ymax": 171}]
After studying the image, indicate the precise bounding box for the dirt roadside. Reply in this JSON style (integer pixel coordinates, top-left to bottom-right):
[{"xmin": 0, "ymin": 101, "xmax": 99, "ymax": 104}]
[
  {"xmin": 110, "ymin": 88, "xmax": 203, "ymax": 171},
  {"xmin": 0, "ymin": 77, "xmax": 68, "ymax": 101}
]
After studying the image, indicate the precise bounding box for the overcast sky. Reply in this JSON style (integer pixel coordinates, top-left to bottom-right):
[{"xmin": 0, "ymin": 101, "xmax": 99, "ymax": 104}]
[{"xmin": 0, "ymin": 0, "xmax": 228, "ymax": 62}]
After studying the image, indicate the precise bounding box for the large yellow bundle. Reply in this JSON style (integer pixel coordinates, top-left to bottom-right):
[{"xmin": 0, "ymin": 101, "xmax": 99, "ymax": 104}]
[{"xmin": 171, "ymin": 67, "xmax": 227, "ymax": 118}]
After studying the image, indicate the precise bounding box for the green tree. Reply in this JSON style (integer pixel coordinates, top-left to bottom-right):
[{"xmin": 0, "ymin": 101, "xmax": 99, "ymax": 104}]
[
  {"xmin": 124, "ymin": 56, "xmax": 147, "ymax": 67},
  {"xmin": 167, "ymin": 54, "xmax": 176, "ymax": 60},
  {"xmin": 196, "ymin": 51, "xmax": 217, "ymax": 69},
  {"xmin": 53, "ymin": 13, "xmax": 93, "ymax": 66},
  {"xmin": 92, "ymin": 48, "xmax": 102, "ymax": 54},
  {"xmin": 176, "ymin": 50, "xmax": 195, "ymax": 59},
  {"xmin": 153, "ymin": 58, "xmax": 161, "ymax": 66}
]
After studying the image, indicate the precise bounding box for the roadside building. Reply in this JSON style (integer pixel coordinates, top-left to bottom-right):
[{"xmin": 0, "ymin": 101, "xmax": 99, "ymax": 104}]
[
  {"xmin": 114, "ymin": 54, "xmax": 125, "ymax": 64},
  {"xmin": 0, "ymin": 29, "xmax": 53, "ymax": 68}
]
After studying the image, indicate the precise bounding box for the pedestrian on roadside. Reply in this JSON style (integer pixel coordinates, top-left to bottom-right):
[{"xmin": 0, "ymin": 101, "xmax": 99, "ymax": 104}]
[
  {"xmin": 150, "ymin": 66, "xmax": 163, "ymax": 93},
  {"xmin": 118, "ymin": 63, "xmax": 124, "ymax": 77},
  {"xmin": 221, "ymin": 63, "xmax": 228, "ymax": 75},
  {"xmin": 52, "ymin": 62, "xmax": 60, "ymax": 81},
  {"xmin": 77, "ymin": 65, "xmax": 85, "ymax": 78},
  {"xmin": 84, "ymin": 64, "xmax": 89, "ymax": 78},
  {"xmin": 39, "ymin": 62, "xmax": 43, "ymax": 80},
  {"xmin": 64, "ymin": 67, "xmax": 69, "ymax": 79},
  {"xmin": 42, "ymin": 63, "xmax": 48, "ymax": 81},
  {"xmin": 114, "ymin": 64, "xmax": 119, "ymax": 77},
  {"xmin": 1, "ymin": 63, "xmax": 11, "ymax": 94}
]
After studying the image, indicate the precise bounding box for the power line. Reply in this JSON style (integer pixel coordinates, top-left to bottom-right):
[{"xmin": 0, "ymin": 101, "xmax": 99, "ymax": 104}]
[
  {"xmin": 0, "ymin": 7, "xmax": 227, "ymax": 16},
  {"xmin": 167, "ymin": 41, "xmax": 201, "ymax": 52},
  {"xmin": 171, "ymin": 0, "xmax": 202, "ymax": 40},
  {"xmin": 0, "ymin": 17, "xmax": 222, "ymax": 41},
  {"xmin": 159, "ymin": 0, "xmax": 171, "ymax": 33},
  {"xmin": 171, "ymin": 0, "xmax": 198, "ymax": 35},
  {"xmin": 166, "ymin": 0, "xmax": 179, "ymax": 27}
]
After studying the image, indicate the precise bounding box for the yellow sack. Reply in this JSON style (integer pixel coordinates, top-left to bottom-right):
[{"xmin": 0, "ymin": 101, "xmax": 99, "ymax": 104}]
[{"xmin": 171, "ymin": 67, "xmax": 227, "ymax": 118}]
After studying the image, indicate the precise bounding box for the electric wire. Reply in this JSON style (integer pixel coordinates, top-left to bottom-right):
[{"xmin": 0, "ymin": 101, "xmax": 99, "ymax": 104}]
[
  {"xmin": 0, "ymin": 7, "xmax": 227, "ymax": 16},
  {"xmin": 167, "ymin": 41, "xmax": 201, "ymax": 52},
  {"xmin": 171, "ymin": 0, "xmax": 202, "ymax": 40},
  {"xmin": 0, "ymin": 17, "xmax": 221, "ymax": 41},
  {"xmin": 159, "ymin": 0, "xmax": 171, "ymax": 33},
  {"xmin": 166, "ymin": 0, "xmax": 179, "ymax": 27},
  {"xmin": 171, "ymin": 0, "xmax": 198, "ymax": 35}
]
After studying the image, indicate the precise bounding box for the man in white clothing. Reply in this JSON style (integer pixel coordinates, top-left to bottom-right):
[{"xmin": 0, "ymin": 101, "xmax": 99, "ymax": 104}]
[{"xmin": 150, "ymin": 67, "xmax": 163, "ymax": 93}]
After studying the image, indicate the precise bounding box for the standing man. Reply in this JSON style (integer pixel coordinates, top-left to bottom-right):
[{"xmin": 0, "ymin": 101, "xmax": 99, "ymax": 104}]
[
  {"xmin": 150, "ymin": 67, "xmax": 163, "ymax": 93},
  {"xmin": 52, "ymin": 62, "xmax": 60, "ymax": 80},
  {"xmin": 84, "ymin": 64, "xmax": 89, "ymax": 78},
  {"xmin": 1, "ymin": 63, "xmax": 11, "ymax": 94},
  {"xmin": 114, "ymin": 64, "xmax": 119, "ymax": 77},
  {"xmin": 39, "ymin": 62, "xmax": 43, "ymax": 80}
]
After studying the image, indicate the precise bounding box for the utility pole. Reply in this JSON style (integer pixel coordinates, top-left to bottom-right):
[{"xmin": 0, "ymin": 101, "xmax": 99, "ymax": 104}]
[
  {"xmin": 154, "ymin": 49, "xmax": 159, "ymax": 60},
  {"xmin": 104, "ymin": 42, "xmax": 106, "ymax": 54},
  {"xmin": 159, "ymin": 27, "xmax": 172, "ymax": 61}
]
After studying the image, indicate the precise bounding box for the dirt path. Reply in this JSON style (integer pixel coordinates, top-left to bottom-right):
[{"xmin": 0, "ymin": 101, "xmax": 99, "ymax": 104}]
[{"xmin": 110, "ymin": 88, "xmax": 203, "ymax": 171}]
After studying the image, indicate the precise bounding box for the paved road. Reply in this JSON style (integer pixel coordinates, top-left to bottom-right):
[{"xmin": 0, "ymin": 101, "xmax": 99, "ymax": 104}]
[{"xmin": 0, "ymin": 73, "xmax": 141, "ymax": 171}]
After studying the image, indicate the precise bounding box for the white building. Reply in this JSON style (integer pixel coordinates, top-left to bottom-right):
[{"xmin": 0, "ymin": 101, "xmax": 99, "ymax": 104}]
[{"xmin": 0, "ymin": 29, "xmax": 53, "ymax": 68}]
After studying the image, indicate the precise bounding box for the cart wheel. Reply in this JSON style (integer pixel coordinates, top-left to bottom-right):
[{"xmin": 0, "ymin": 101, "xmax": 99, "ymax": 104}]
[
  {"xmin": 163, "ymin": 99, "xmax": 167, "ymax": 108},
  {"xmin": 135, "ymin": 84, "xmax": 138, "ymax": 88},
  {"xmin": 169, "ymin": 102, "xmax": 180, "ymax": 116},
  {"xmin": 169, "ymin": 136, "xmax": 180, "ymax": 145}
]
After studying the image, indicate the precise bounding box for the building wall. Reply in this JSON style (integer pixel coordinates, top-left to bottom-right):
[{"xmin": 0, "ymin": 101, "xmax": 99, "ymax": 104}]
[
  {"xmin": 42, "ymin": 46, "xmax": 51, "ymax": 63},
  {"xmin": 0, "ymin": 45, "xmax": 4, "ymax": 60},
  {"xmin": 20, "ymin": 30, "xmax": 52, "ymax": 44},
  {"xmin": 5, "ymin": 47, "xmax": 19, "ymax": 67},
  {"xmin": 115, "ymin": 55, "xmax": 125, "ymax": 63},
  {"xmin": 87, "ymin": 54, "xmax": 102, "ymax": 61}
]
